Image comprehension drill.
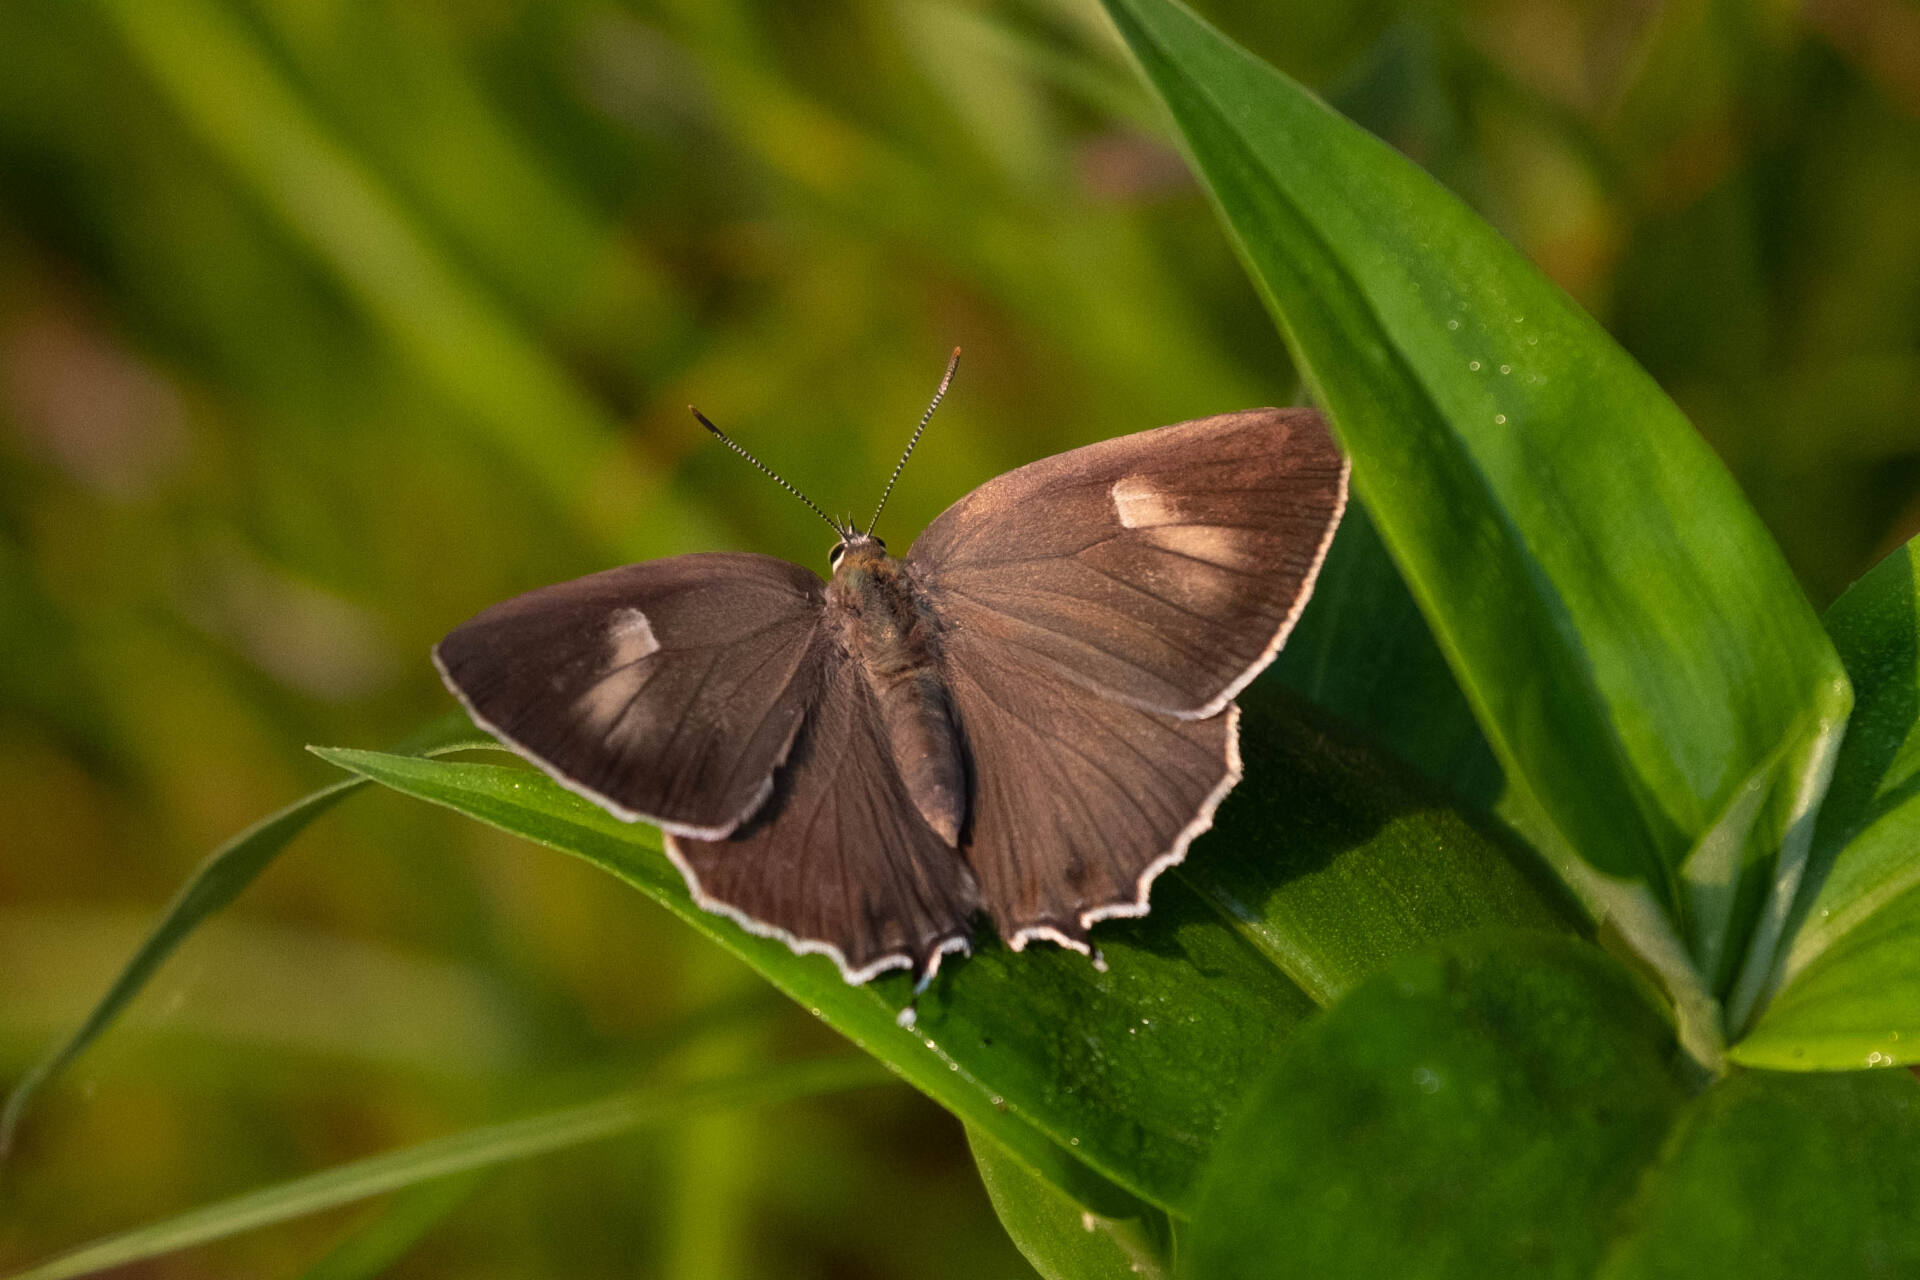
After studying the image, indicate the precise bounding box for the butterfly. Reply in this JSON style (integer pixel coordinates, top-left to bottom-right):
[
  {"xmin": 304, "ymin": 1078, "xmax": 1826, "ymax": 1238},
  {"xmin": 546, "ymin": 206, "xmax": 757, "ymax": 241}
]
[{"xmin": 434, "ymin": 351, "xmax": 1348, "ymax": 994}]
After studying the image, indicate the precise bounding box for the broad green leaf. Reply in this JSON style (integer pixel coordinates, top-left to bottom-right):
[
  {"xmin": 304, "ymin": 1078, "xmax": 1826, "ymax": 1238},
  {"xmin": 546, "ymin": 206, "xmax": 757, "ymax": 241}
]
[
  {"xmin": 1192, "ymin": 692, "xmax": 1578, "ymax": 1005},
  {"xmin": 1267, "ymin": 499, "xmax": 1502, "ymax": 813},
  {"xmin": 0, "ymin": 717, "xmax": 489, "ymax": 1164},
  {"xmin": 1097, "ymin": 0, "xmax": 1851, "ymax": 1049},
  {"xmin": 318, "ymin": 695, "xmax": 1575, "ymax": 1212},
  {"xmin": 309, "ymin": 745, "xmax": 1261, "ymax": 1212},
  {"xmin": 966, "ymin": 1125, "xmax": 1168, "ymax": 1280},
  {"xmin": 1597, "ymin": 1069, "xmax": 1920, "ymax": 1279},
  {"xmin": 3, "ymin": 1056, "xmax": 888, "ymax": 1280},
  {"xmin": 1729, "ymin": 888, "xmax": 1920, "ymax": 1070},
  {"xmin": 1733, "ymin": 541, "xmax": 1920, "ymax": 1066},
  {"xmin": 1185, "ymin": 931, "xmax": 1686, "ymax": 1280}
]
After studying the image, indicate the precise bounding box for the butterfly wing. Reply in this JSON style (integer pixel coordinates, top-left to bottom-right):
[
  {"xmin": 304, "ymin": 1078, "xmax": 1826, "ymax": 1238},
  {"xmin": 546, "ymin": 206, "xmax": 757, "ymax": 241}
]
[
  {"xmin": 942, "ymin": 626, "xmax": 1238, "ymax": 948},
  {"xmin": 667, "ymin": 651, "xmax": 982, "ymax": 984},
  {"xmin": 434, "ymin": 552, "xmax": 828, "ymax": 838},
  {"xmin": 910, "ymin": 408, "xmax": 1347, "ymax": 944},
  {"xmin": 909, "ymin": 408, "xmax": 1348, "ymax": 718}
]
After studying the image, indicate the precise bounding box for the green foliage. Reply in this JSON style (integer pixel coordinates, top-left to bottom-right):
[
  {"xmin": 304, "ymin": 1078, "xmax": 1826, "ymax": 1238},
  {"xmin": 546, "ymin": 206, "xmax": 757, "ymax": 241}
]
[
  {"xmin": 1102, "ymin": 0, "xmax": 1854, "ymax": 1062},
  {"xmin": 0, "ymin": 716, "xmax": 487, "ymax": 1165},
  {"xmin": 1597, "ymin": 1069, "xmax": 1920, "ymax": 1279},
  {"xmin": 1187, "ymin": 933, "xmax": 1686, "ymax": 1280},
  {"xmin": 5, "ymin": 0, "xmax": 1919, "ymax": 1276},
  {"xmin": 1268, "ymin": 502, "xmax": 1502, "ymax": 810},
  {"xmin": 90, "ymin": 0, "xmax": 708, "ymax": 557},
  {"xmin": 295, "ymin": 1175, "xmax": 488, "ymax": 1280},
  {"xmin": 1735, "ymin": 544, "xmax": 1920, "ymax": 1067},
  {"xmin": 1188, "ymin": 933, "xmax": 1920, "ymax": 1280},
  {"xmin": 7, "ymin": 1056, "xmax": 890, "ymax": 1280},
  {"xmin": 309, "ymin": 692, "xmax": 1575, "ymax": 1215},
  {"xmin": 966, "ymin": 1126, "xmax": 1167, "ymax": 1280}
]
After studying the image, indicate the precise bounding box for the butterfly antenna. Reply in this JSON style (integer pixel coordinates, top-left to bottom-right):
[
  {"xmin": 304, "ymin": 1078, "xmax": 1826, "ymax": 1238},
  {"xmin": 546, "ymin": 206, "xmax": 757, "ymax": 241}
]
[
  {"xmin": 690, "ymin": 407, "xmax": 844, "ymax": 535},
  {"xmin": 866, "ymin": 347, "xmax": 960, "ymax": 537}
]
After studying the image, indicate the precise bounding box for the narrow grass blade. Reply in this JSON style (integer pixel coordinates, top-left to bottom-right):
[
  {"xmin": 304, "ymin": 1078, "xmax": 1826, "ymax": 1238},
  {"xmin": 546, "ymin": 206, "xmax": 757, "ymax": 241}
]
[
  {"xmin": 296, "ymin": 1172, "xmax": 487, "ymax": 1280},
  {"xmin": 4, "ymin": 1056, "xmax": 889, "ymax": 1280},
  {"xmin": 0, "ymin": 719, "xmax": 493, "ymax": 1164}
]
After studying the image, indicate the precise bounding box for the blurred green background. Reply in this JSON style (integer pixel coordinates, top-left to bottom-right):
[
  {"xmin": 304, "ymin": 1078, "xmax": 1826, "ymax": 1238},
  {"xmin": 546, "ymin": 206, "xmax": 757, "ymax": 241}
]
[{"xmin": 2, "ymin": 0, "xmax": 1917, "ymax": 1275}]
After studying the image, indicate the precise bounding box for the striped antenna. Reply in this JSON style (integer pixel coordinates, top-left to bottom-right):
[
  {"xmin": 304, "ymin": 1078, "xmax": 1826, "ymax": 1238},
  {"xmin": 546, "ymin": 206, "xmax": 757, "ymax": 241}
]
[
  {"xmin": 866, "ymin": 348, "xmax": 960, "ymax": 537},
  {"xmin": 691, "ymin": 407, "xmax": 844, "ymax": 536}
]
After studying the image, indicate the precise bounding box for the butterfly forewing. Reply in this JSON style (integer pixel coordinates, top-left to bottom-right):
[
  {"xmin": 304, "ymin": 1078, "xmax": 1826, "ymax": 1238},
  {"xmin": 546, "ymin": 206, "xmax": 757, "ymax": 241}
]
[
  {"xmin": 668, "ymin": 654, "xmax": 982, "ymax": 983},
  {"xmin": 908, "ymin": 409, "xmax": 1348, "ymax": 718},
  {"xmin": 434, "ymin": 553, "xmax": 827, "ymax": 837}
]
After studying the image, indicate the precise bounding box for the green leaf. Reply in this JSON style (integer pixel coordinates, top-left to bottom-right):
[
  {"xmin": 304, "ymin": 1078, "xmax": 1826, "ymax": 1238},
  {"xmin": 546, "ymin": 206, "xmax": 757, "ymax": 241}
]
[
  {"xmin": 1191, "ymin": 692, "xmax": 1579, "ymax": 1006},
  {"xmin": 2, "ymin": 1056, "xmax": 889, "ymax": 1280},
  {"xmin": 1266, "ymin": 498, "xmax": 1502, "ymax": 813},
  {"xmin": 0, "ymin": 716, "xmax": 490, "ymax": 1165},
  {"xmin": 1729, "ymin": 889, "xmax": 1920, "ymax": 1071},
  {"xmin": 1097, "ymin": 0, "xmax": 1852, "ymax": 1051},
  {"xmin": 1733, "ymin": 541, "xmax": 1920, "ymax": 1067},
  {"xmin": 1597, "ymin": 1069, "xmax": 1920, "ymax": 1279},
  {"xmin": 1185, "ymin": 931, "xmax": 1687, "ymax": 1280},
  {"xmin": 296, "ymin": 1174, "xmax": 486, "ymax": 1280},
  {"xmin": 966, "ymin": 1125, "xmax": 1169, "ymax": 1280},
  {"xmin": 316, "ymin": 696, "xmax": 1576, "ymax": 1213},
  {"xmin": 309, "ymin": 745, "xmax": 1262, "ymax": 1212}
]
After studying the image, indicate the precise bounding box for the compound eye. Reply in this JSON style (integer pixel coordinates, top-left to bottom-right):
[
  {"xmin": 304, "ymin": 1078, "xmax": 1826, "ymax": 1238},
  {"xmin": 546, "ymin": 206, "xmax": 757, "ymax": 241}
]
[
  {"xmin": 828, "ymin": 543, "xmax": 845, "ymax": 569},
  {"xmin": 872, "ymin": 537, "xmax": 886, "ymax": 551}
]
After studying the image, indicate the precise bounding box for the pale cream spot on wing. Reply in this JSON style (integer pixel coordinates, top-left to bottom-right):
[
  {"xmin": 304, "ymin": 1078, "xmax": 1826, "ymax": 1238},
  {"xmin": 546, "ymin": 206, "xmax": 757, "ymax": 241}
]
[
  {"xmin": 607, "ymin": 607, "xmax": 661, "ymax": 665},
  {"xmin": 1142, "ymin": 523, "xmax": 1251, "ymax": 569},
  {"xmin": 1112, "ymin": 477, "xmax": 1254, "ymax": 607},
  {"xmin": 1110, "ymin": 474, "xmax": 1180, "ymax": 528},
  {"xmin": 576, "ymin": 607, "xmax": 661, "ymax": 735}
]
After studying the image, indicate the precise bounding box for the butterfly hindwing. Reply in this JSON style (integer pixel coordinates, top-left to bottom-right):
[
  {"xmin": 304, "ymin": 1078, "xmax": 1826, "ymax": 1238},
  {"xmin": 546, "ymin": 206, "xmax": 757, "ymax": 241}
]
[
  {"xmin": 941, "ymin": 624, "xmax": 1237, "ymax": 949},
  {"xmin": 908, "ymin": 408, "xmax": 1348, "ymax": 717},
  {"xmin": 434, "ymin": 552, "xmax": 827, "ymax": 837},
  {"xmin": 667, "ymin": 652, "xmax": 982, "ymax": 984}
]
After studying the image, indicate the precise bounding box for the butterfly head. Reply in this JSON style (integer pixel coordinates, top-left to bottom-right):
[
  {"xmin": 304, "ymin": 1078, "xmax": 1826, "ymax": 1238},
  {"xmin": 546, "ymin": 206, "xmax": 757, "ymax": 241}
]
[
  {"xmin": 691, "ymin": 347, "xmax": 958, "ymax": 582},
  {"xmin": 829, "ymin": 532, "xmax": 888, "ymax": 575}
]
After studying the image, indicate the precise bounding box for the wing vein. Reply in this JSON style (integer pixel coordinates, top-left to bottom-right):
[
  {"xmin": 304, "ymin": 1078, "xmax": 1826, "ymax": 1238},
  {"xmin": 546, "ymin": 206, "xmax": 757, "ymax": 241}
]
[{"xmin": 943, "ymin": 584, "xmax": 1200, "ymax": 692}]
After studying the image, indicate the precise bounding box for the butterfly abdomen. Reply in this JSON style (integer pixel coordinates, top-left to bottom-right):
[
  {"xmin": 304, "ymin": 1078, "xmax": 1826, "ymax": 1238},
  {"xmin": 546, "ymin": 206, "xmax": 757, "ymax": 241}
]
[{"xmin": 827, "ymin": 543, "xmax": 967, "ymax": 847}]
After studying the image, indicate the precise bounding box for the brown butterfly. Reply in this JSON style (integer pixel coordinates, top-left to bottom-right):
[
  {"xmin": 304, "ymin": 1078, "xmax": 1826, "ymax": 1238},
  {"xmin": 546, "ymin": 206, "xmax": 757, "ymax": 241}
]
[{"xmin": 435, "ymin": 352, "xmax": 1348, "ymax": 992}]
